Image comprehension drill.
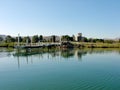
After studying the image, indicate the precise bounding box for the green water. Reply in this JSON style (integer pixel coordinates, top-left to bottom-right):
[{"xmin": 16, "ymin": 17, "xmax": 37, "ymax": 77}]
[{"xmin": 0, "ymin": 48, "xmax": 120, "ymax": 90}]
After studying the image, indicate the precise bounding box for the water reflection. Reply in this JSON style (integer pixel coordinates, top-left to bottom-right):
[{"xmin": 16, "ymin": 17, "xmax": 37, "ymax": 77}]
[
  {"xmin": 13, "ymin": 49, "xmax": 87, "ymax": 60},
  {"xmin": 0, "ymin": 48, "xmax": 14, "ymax": 58},
  {"xmin": 0, "ymin": 48, "xmax": 120, "ymax": 69},
  {"xmin": 13, "ymin": 48, "xmax": 120, "ymax": 58},
  {"xmin": 17, "ymin": 55, "xmax": 20, "ymax": 69},
  {"xmin": 0, "ymin": 48, "xmax": 120, "ymax": 90},
  {"xmin": 12, "ymin": 48, "xmax": 120, "ymax": 69}
]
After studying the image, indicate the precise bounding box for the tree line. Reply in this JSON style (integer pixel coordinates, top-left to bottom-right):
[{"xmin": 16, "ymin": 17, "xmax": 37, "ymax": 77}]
[
  {"xmin": 0, "ymin": 35, "xmax": 120, "ymax": 43},
  {"xmin": 61, "ymin": 35, "xmax": 120, "ymax": 43},
  {"xmin": 0, "ymin": 35, "xmax": 43, "ymax": 43}
]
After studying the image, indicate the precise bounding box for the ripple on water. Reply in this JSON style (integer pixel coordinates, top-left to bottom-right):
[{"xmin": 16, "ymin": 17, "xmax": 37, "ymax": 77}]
[{"xmin": 69, "ymin": 80, "xmax": 106, "ymax": 90}]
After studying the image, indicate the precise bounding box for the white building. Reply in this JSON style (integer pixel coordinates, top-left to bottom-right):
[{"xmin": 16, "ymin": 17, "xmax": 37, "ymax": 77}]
[{"xmin": 75, "ymin": 33, "xmax": 82, "ymax": 41}]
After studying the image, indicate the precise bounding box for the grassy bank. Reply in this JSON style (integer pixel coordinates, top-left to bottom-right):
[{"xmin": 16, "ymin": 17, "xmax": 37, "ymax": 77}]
[
  {"xmin": 0, "ymin": 42, "xmax": 120, "ymax": 48},
  {"xmin": 0, "ymin": 42, "xmax": 15, "ymax": 47},
  {"xmin": 72, "ymin": 42, "xmax": 120, "ymax": 48}
]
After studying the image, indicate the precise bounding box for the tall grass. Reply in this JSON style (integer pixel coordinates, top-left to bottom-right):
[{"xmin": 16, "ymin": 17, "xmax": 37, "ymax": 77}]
[{"xmin": 72, "ymin": 42, "xmax": 120, "ymax": 48}]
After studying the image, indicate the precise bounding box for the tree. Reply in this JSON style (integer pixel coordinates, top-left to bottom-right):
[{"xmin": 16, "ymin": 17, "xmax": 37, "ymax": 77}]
[
  {"xmin": 82, "ymin": 37, "xmax": 88, "ymax": 42},
  {"xmin": 88, "ymin": 38, "xmax": 94, "ymax": 43},
  {"xmin": 51, "ymin": 35, "xmax": 56, "ymax": 42},
  {"xmin": 5, "ymin": 35, "xmax": 15, "ymax": 42},
  {"xmin": 61, "ymin": 35, "xmax": 73, "ymax": 41},
  {"xmin": 39, "ymin": 35, "xmax": 43, "ymax": 42},
  {"xmin": 32, "ymin": 35, "xmax": 39, "ymax": 43},
  {"xmin": 22, "ymin": 36, "xmax": 31, "ymax": 43},
  {"xmin": 15, "ymin": 36, "xmax": 23, "ymax": 42}
]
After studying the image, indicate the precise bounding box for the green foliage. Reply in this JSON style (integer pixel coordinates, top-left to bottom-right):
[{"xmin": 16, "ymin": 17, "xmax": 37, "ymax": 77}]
[
  {"xmin": 87, "ymin": 38, "xmax": 104, "ymax": 43},
  {"xmin": 51, "ymin": 35, "xmax": 56, "ymax": 42},
  {"xmin": 15, "ymin": 36, "xmax": 23, "ymax": 42},
  {"xmin": 32, "ymin": 35, "xmax": 39, "ymax": 43},
  {"xmin": 104, "ymin": 40, "xmax": 114, "ymax": 44},
  {"xmin": 39, "ymin": 35, "xmax": 43, "ymax": 41},
  {"xmin": 5, "ymin": 35, "xmax": 15, "ymax": 43},
  {"xmin": 22, "ymin": 36, "xmax": 31, "ymax": 43},
  {"xmin": 81, "ymin": 37, "xmax": 88, "ymax": 42},
  {"xmin": 0, "ymin": 42, "xmax": 15, "ymax": 47},
  {"xmin": 0, "ymin": 43, "xmax": 8, "ymax": 47},
  {"xmin": 72, "ymin": 42, "xmax": 120, "ymax": 48},
  {"xmin": 61, "ymin": 50, "xmax": 74, "ymax": 58},
  {"xmin": 61, "ymin": 35, "xmax": 73, "ymax": 41}
]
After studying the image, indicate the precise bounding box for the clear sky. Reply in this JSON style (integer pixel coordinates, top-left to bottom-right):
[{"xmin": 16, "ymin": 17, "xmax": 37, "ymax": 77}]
[{"xmin": 0, "ymin": 0, "xmax": 120, "ymax": 38}]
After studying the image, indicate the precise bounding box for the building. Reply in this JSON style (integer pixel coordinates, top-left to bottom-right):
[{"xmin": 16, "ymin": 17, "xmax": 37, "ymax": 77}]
[
  {"xmin": 43, "ymin": 36, "xmax": 60, "ymax": 42},
  {"xmin": 0, "ymin": 35, "xmax": 6, "ymax": 40},
  {"xmin": 75, "ymin": 33, "xmax": 82, "ymax": 41}
]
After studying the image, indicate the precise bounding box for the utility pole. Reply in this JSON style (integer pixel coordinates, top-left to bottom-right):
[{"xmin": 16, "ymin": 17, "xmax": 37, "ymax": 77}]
[
  {"xmin": 60, "ymin": 36, "xmax": 62, "ymax": 43},
  {"xmin": 31, "ymin": 37, "xmax": 32, "ymax": 46}
]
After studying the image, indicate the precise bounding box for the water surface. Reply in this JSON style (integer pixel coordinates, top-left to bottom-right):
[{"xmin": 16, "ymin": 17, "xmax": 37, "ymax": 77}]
[{"xmin": 0, "ymin": 48, "xmax": 120, "ymax": 90}]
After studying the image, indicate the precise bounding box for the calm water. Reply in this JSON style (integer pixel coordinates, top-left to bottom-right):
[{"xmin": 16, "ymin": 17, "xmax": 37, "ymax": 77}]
[{"xmin": 0, "ymin": 48, "xmax": 120, "ymax": 90}]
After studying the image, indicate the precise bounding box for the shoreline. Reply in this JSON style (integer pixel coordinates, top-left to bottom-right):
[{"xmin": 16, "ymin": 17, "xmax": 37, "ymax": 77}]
[{"xmin": 0, "ymin": 42, "xmax": 120, "ymax": 48}]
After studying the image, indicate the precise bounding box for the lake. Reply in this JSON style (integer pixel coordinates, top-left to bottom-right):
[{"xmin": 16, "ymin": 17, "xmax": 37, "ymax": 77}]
[{"xmin": 0, "ymin": 48, "xmax": 120, "ymax": 90}]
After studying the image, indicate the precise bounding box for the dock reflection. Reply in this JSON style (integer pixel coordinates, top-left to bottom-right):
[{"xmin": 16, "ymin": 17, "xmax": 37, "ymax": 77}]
[{"xmin": 13, "ymin": 48, "xmax": 120, "ymax": 69}]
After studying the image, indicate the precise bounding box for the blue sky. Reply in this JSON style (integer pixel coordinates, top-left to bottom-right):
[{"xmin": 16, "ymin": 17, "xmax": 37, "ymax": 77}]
[{"xmin": 0, "ymin": 0, "xmax": 120, "ymax": 38}]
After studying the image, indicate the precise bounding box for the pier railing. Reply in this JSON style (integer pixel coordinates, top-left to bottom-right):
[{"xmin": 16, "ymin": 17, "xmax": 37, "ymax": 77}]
[{"xmin": 14, "ymin": 42, "xmax": 61, "ymax": 48}]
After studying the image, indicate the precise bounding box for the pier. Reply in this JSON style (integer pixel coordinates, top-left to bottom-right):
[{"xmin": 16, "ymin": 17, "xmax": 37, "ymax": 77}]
[
  {"xmin": 15, "ymin": 43, "xmax": 61, "ymax": 49},
  {"xmin": 15, "ymin": 34, "xmax": 61, "ymax": 49},
  {"xmin": 15, "ymin": 34, "xmax": 73, "ymax": 49}
]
